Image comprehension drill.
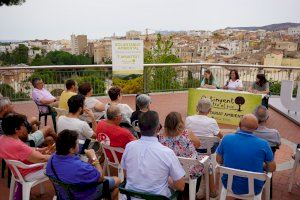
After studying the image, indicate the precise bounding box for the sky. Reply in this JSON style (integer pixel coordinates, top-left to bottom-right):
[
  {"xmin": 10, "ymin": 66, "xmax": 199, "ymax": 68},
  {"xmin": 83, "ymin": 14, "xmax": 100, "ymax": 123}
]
[{"xmin": 0, "ymin": 0, "xmax": 299, "ymax": 40}]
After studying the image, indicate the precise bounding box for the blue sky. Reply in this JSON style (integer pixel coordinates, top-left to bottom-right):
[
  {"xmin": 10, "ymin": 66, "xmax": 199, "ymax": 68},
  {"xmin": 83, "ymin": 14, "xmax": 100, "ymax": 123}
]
[{"xmin": 0, "ymin": 0, "xmax": 299, "ymax": 40}]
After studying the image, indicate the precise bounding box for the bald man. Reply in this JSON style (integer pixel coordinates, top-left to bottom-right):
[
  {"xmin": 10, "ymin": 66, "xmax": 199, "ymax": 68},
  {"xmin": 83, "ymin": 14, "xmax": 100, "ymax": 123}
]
[{"xmin": 216, "ymin": 114, "xmax": 276, "ymax": 195}]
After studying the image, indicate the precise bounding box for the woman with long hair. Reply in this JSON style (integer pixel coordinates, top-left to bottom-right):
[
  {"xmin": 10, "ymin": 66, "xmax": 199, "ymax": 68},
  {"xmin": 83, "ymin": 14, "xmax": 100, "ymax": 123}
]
[
  {"xmin": 201, "ymin": 69, "xmax": 217, "ymax": 89},
  {"xmin": 248, "ymin": 74, "xmax": 269, "ymax": 94},
  {"xmin": 223, "ymin": 69, "xmax": 243, "ymax": 91},
  {"xmin": 158, "ymin": 112, "xmax": 217, "ymax": 198},
  {"xmin": 248, "ymin": 73, "xmax": 270, "ymax": 108}
]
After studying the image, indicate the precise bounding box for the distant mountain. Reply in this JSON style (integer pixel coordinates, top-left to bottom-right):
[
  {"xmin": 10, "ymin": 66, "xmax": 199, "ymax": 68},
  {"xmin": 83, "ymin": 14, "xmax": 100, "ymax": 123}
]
[{"xmin": 226, "ymin": 22, "xmax": 300, "ymax": 31}]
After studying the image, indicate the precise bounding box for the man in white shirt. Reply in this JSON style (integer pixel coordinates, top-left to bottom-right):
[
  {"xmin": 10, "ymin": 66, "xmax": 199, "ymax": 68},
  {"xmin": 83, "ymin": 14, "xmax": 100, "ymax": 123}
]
[
  {"xmin": 186, "ymin": 98, "xmax": 222, "ymax": 153},
  {"xmin": 57, "ymin": 94, "xmax": 96, "ymax": 140},
  {"xmin": 121, "ymin": 111, "xmax": 185, "ymax": 197}
]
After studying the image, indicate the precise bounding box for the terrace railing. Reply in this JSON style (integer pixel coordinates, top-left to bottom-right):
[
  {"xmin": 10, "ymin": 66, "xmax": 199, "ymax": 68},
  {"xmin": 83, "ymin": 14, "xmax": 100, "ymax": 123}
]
[{"xmin": 0, "ymin": 63, "xmax": 299, "ymax": 101}]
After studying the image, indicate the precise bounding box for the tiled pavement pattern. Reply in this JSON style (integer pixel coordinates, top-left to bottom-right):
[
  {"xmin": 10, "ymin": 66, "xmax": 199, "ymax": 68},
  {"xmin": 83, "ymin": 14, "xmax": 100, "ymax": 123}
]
[{"xmin": 1, "ymin": 91, "xmax": 300, "ymax": 200}]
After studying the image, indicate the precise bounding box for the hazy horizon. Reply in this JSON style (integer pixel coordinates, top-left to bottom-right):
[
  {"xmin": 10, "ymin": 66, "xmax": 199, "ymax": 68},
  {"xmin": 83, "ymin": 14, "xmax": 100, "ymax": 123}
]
[{"xmin": 0, "ymin": 0, "xmax": 300, "ymax": 40}]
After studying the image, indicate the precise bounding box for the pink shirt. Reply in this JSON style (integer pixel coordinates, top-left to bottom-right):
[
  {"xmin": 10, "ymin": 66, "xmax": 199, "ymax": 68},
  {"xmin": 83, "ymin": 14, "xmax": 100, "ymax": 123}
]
[
  {"xmin": 0, "ymin": 135, "xmax": 42, "ymax": 177},
  {"xmin": 32, "ymin": 88, "xmax": 55, "ymax": 113}
]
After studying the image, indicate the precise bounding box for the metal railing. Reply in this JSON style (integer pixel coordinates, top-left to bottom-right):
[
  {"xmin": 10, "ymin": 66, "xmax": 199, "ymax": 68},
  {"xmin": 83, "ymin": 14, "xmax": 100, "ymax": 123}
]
[{"xmin": 0, "ymin": 63, "xmax": 300, "ymax": 101}]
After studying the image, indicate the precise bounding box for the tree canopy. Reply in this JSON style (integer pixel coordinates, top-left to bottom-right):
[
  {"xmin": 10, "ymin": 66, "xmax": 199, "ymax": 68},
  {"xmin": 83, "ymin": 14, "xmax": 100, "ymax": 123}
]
[{"xmin": 0, "ymin": 0, "xmax": 25, "ymax": 6}]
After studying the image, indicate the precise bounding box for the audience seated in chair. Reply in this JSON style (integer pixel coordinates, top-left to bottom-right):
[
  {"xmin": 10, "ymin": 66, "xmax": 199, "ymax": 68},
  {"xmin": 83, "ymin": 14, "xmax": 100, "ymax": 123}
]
[
  {"xmin": 46, "ymin": 129, "xmax": 120, "ymax": 200},
  {"xmin": 58, "ymin": 79, "xmax": 77, "ymax": 111},
  {"xmin": 130, "ymin": 94, "xmax": 151, "ymax": 127},
  {"xmin": 106, "ymin": 86, "xmax": 133, "ymax": 126},
  {"xmin": 253, "ymin": 105, "xmax": 281, "ymax": 149},
  {"xmin": 185, "ymin": 98, "xmax": 222, "ymax": 153},
  {"xmin": 121, "ymin": 111, "xmax": 185, "ymax": 197},
  {"xmin": 31, "ymin": 77, "xmax": 58, "ymax": 113},
  {"xmin": 96, "ymin": 105, "xmax": 136, "ymax": 163},
  {"xmin": 159, "ymin": 112, "xmax": 219, "ymax": 198},
  {"xmin": 78, "ymin": 82, "xmax": 105, "ymax": 123},
  {"xmin": 216, "ymin": 114, "xmax": 276, "ymax": 195},
  {"xmin": 0, "ymin": 114, "xmax": 51, "ymax": 182},
  {"xmin": 0, "ymin": 97, "xmax": 56, "ymax": 147},
  {"xmin": 57, "ymin": 94, "xmax": 96, "ymax": 140}
]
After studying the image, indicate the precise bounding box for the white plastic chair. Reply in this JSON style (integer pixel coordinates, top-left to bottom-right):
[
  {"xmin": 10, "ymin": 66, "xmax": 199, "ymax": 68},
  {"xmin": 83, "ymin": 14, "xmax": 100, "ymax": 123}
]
[
  {"xmin": 216, "ymin": 165, "xmax": 272, "ymax": 200},
  {"xmin": 288, "ymin": 148, "xmax": 300, "ymax": 192},
  {"xmin": 178, "ymin": 156, "xmax": 210, "ymax": 200},
  {"xmin": 197, "ymin": 135, "xmax": 220, "ymax": 156},
  {"xmin": 101, "ymin": 143, "xmax": 124, "ymax": 182},
  {"xmin": 53, "ymin": 107, "xmax": 68, "ymax": 117},
  {"xmin": 5, "ymin": 159, "xmax": 48, "ymax": 200}
]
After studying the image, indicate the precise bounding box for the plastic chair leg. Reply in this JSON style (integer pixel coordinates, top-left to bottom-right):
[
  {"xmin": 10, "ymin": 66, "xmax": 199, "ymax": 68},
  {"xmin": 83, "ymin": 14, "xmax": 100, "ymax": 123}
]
[
  {"xmin": 22, "ymin": 184, "xmax": 31, "ymax": 200},
  {"xmin": 219, "ymin": 186, "xmax": 227, "ymax": 200},
  {"xmin": 44, "ymin": 115, "xmax": 48, "ymax": 126},
  {"xmin": 189, "ymin": 179, "xmax": 197, "ymax": 200},
  {"xmin": 8, "ymin": 177, "xmax": 15, "ymax": 200},
  {"xmin": 1, "ymin": 159, "xmax": 6, "ymax": 178},
  {"xmin": 40, "ymin": 183, "xmax": 45, "ymax": 194},
  {"xmin": 288, "ymin": 157, "xmax": 299, "ymax": 192}
]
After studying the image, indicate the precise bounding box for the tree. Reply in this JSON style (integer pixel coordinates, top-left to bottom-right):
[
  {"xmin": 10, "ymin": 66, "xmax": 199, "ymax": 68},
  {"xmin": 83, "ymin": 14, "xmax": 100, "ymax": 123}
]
[
  {"xmin": 144, "ymin": 34, "xmax": 182, "ymax": 92},
  {"xmin": 0, "ymin": 44, "xmax": 29, "ymax": 65},
  {"xmin": 0, "ymin": 0, "xmax": 25, "ymax": 6}
]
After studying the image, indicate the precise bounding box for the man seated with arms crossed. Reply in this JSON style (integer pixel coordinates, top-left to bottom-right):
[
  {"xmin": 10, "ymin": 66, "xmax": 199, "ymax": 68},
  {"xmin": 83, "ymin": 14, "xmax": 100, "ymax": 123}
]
[
  {"xmin": 121, "ymin": 111, "xmax": 185, "ymax": 197},
  {"xmin": 186, "ymin": 98, "xmax": 222, "ymax": 153},
  {"xmin": 32, "ymin": 77, "xmax": 58, "ymax": 113},
  {"xmin": 253, "ymin": 105, "xmax": 281, "ymax": 149},
  {"xmin": 57, "ymin": 94, "xmax": 96, "ymax": 142},
  {"xmin": 46, "ymin": 129, "xmax": 120, "ymax": 200},
  {"xmin": 96, "ymin": 105, "xmax": 136, "ymax": 162},
  {"xmin": 0, "ymin": 114, "xmax": 51, "ymax": 182},
  {"xmin": 0, "ymin": 97, "xmax": 56, "ymax": 147},
  {"xmin": 216, "ymin": 114, "xmax": 276, "ymax": 195},
  {"xmin": 58, "ymin": 79, "xmax": 77, "ymax": 110}
]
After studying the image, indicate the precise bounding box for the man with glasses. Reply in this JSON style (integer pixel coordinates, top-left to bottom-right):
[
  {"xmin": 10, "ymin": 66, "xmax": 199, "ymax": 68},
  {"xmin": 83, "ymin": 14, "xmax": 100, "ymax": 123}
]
[{"xmin": 32, "ymin": 77, "xmax": 58, "ymax": 113}]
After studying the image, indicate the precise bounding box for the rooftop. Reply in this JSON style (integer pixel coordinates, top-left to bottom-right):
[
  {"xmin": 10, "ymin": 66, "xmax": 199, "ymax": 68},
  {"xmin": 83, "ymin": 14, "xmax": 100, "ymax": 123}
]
[{"xmin": 1, "ymin": 91, "xmax": 300, "ymax": 199}]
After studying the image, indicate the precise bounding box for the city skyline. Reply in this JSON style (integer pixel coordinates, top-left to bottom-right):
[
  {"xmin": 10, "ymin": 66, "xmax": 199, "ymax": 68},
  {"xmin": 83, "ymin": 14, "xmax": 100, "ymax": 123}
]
[{"xmin": 0, "ymin": 0, "xmax": 300, "ymax": 40}]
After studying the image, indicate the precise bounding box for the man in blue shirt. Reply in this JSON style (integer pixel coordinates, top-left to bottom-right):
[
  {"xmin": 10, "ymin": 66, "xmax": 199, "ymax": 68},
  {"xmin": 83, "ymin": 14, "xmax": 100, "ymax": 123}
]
[
  {"xmin": 216, "ymin": 114, "xmax": 276, "ymax": 195},
  {"xmin": 46, "ymin": 129, "xmax": 120, "ymax": 200}
]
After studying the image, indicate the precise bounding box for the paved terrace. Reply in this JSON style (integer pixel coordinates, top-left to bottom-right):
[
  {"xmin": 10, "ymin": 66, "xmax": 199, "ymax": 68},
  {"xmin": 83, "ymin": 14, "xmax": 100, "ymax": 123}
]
[{"xmin": 1, "ymin": 91, "xmax": 300, "ymax": 200}]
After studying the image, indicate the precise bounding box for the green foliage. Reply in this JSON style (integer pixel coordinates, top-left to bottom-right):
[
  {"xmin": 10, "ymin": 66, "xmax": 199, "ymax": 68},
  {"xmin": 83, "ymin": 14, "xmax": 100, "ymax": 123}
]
[
  {"xmin": 0, "ymin": 44, "xmax": 29, "ymax": 65},
  {"xmin": 113, "ymin": 76, "xmax": 143, "ymax": 94},
  {"xmin": 269, "ymin": 80, "xmax": 281, "ymax": 95},
  {"xmin": 183, "ymin": 70, "xmax": 201, "ymax": 88},
  {"xmin": 29, "ymin": 51, "xmax": 94, "ymax": 84},
  {"xmin": 144, "ymin": 34, "xmax": 182, "ymax": 92},
  {"xmin": 0, "ymin": 0, "xmax": 25, "ymax": 6},
  {"xmin": 0, "ymin": 83, "xmax": 29, "ymax": 100},
  {"xmin": 76, "ymin": 75, "xmax": 106, "ymax": 95},
  {"xmin": 51, "ymin": 88, "xmax": 64, "ymax": 97},
  {"xmin": 0, "ymin": 84, "xmax": 15, "ymax": 97},
  {"xmin": 269, "ymin": 80, "xmax": 298, "ymax": 97}
]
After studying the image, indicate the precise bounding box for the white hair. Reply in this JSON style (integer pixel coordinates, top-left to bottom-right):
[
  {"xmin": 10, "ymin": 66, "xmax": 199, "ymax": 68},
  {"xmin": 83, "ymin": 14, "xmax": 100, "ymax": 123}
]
[
  {"xmin": 197, "ymin": 98, "xmax": 212, "ymax": 113},
  {"xmin": 0, "ymin": 97, "xmax": 11, "ymax": 112}
]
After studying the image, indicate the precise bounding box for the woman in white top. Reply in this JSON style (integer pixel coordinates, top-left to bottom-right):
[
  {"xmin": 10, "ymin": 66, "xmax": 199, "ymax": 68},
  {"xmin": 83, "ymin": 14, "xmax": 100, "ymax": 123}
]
[
  {"xmin": 106, "ymin": 86, "xmax": 133, "ymax": 125},
  {"xmin": 223, "ymin": 69, "xmax": 243, "ymax": 91},
  {"xmin": 78, "ymin": 83, "xmax": 105, "ymax": 122}
]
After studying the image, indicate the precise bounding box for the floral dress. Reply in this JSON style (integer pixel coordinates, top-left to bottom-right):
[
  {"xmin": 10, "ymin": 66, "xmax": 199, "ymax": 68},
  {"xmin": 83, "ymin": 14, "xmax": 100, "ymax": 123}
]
[{"xmin": 158, "ymin": 130, "xmax": 204, "ymax": 179}]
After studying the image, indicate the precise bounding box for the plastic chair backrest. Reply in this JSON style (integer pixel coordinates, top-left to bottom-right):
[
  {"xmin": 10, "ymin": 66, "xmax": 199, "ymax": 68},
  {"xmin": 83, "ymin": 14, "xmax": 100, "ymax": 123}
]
[
  {"xmin": 197, "ymin": 135, "xmax": 220, "ymax": 155},
  {"xmin": 47, "ymin": 175, "xmax": 111, "ymax": 200},
  {"xmin": 217, "ymin": 165, "xmax": 271, "ymax": 198},
  {"xmin": 5, "ymin": 160, "xmax": 46, "ymax": 183},
  {"xmin": 177, "ymin": 156, "xmax": 205, "ymax": 180},
  {"xmin": 101, "ymin": 143, "xmax": 124, "ymax": 167},
  {"xmin": 118, "ymin": 182, "xmax": 179, "ymax": 200},
  {"xmin": 53, "ymin": 107, "xmax": 68, "ymax": 116}
]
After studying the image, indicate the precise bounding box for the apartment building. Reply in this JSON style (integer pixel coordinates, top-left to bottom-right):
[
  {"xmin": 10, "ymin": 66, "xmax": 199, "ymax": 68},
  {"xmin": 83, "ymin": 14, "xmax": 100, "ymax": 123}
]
[{"xmin": 71, "ymin": 34, "xmax": 87, "ymax": 55}]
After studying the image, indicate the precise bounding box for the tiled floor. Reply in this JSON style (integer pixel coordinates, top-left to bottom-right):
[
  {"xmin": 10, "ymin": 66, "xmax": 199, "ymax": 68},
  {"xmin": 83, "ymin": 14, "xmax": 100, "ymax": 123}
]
[{"xmin": 1, "ymin": 91, "xmax": 300, "ymax": 200}]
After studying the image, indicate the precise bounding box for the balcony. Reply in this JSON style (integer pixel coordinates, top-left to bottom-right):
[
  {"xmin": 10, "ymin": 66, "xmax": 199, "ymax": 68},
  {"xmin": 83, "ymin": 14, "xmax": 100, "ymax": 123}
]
[{"xmin": 0, "ymin": 63, "xmax": 300, "ymax": 199}]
